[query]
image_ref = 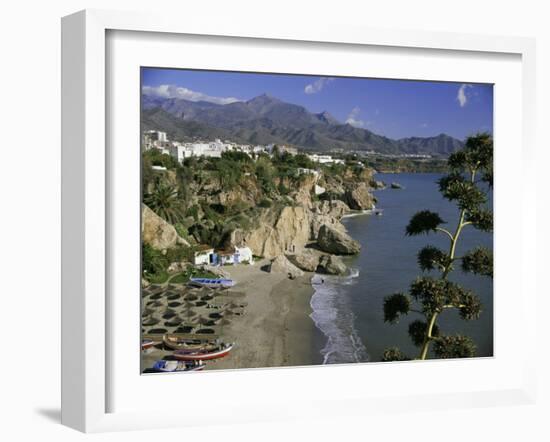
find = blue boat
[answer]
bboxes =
[189,277,235,288]
[147,360,205,373]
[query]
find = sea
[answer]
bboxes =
[310,173,494,363]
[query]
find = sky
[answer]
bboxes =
[141,68,493,141]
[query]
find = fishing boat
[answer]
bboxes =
[163,334,217,351]
[189,277,235,288]
[173,343,234,361]
[147,360,205,373]
[141,338,161,350]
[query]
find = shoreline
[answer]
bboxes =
[204,261,322,370]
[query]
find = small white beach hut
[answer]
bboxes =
[193,246,214,266]
[235,246,253,264]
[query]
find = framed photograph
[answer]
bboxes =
[61,9,537,432]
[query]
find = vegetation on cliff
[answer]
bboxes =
[141,147,374,281]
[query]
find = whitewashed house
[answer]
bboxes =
[235,246,253,264]
[193,246,214,266]
[307,153,345,165]
[297,168,320,178]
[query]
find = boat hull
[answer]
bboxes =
[189,277,235,288]
[141,339,160,350]
[173,344,234,361]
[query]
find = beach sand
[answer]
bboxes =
[141,260,321,372]
[204,261,320,371]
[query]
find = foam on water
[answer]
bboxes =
[310,271,369,364]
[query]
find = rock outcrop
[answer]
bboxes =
[230,206,310,259]
[317,224,361,255]
[345,182,375,210]
[167,261,190,274]
[313,200,350,218]
[287,249,320,272]
[268,255,304,279]
[317,254,348,275]
[370,180,386,189]
[310,200,349,239]
[142,204,189,250]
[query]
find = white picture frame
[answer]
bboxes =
[61,9,538,433]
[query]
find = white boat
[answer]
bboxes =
[189,278,235,288]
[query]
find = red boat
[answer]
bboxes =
[173,343,234,361]
[141,338,161,350]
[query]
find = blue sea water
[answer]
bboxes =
[310,173,494,363]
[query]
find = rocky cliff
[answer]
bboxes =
[142,204,189,250]
[229,205,311,259]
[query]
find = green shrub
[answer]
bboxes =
[258,198,272,208]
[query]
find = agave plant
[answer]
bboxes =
[382,133,493,361]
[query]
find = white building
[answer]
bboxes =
[193,246,215,266]
[235,246,253,264]
[193,245,253,266]
[307,154,345,165]
[297,168,320,178]
[170,141,225,163]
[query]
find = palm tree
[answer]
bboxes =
[144,179,184,225]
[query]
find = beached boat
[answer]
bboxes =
[173,343,234,361]
[141,338,161,350]
[189,277,235,288]
[163,334,217,351]
[148,360,205,373]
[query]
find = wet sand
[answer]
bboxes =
[204,261,321,370]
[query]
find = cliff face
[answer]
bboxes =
[224,168,372,258]
[142,204,189,250]
[230,205,311,259]
[144,156,376,262]
[345,182,375,210]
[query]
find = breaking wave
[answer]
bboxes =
[310,271,369,364]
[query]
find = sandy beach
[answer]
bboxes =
[141,260,321,372]
[205,261,320,370]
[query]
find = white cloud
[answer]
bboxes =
[142,84,242,105]
[457,84,473,107]
[420,123,429,128]
[345,106,366,128]
[304,77,334,94]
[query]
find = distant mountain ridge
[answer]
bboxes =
[142,93,464,156]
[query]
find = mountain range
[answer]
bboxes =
[142,93,464,157]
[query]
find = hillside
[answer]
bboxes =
[142,93,464,156]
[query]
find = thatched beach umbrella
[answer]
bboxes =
[142,315,160,326]
[141,307,154,317]
[181,308,198,318]
[195,315,216,326]
[225,302,242,310]
[146,299,164,308]
[198,286,213,296]
[164,316,183,327]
